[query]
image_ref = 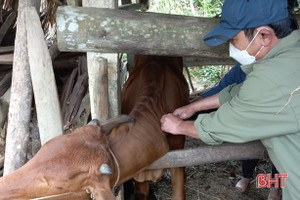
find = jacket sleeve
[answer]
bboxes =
[194,72,299,145]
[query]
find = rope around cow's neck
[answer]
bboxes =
[106,136,120,189]
[29,192,73,200]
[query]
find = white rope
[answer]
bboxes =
[29,192,73,200]
[276,85,300,115]
[106,138,120,189]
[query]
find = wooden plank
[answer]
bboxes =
[0,53,13,65]
[56,6,227,58]
[25,7,63,145]
[119,3,142,11]
[3,0,40,175]
[148,141,267,169]
[0,46,14,54]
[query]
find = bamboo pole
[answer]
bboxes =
[25,7,63,145]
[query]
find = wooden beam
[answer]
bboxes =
[148,141,267,169]
[0,46,14,54]
[183,57,236,67]
[25,7,63,145]
[118,3,142,11]
[56,6,227,58]
[0,53,13,65]
[0,53,237,66]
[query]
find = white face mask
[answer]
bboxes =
[229,28,268,65]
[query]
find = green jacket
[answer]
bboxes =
[195,30,300,200]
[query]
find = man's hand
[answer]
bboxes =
[160,113,183,135]
[161,113,199,139]
[173,104,196,119]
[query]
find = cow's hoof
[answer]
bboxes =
[235,177,251,193]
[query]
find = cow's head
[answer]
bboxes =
[0,115,133,200]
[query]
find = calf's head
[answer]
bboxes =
[0,115,133,200]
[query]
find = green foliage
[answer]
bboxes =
[149,0,223,17]
[187,65,228,89]
[226,161,239,169]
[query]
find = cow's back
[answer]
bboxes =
[122,55,189,116]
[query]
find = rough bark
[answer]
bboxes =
[148,141,267,169]
[3,0,39,175]
[56,6,227,58]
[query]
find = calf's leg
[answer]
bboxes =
[170,167,186,200]
[135,181,149,200]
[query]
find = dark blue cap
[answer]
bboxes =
[203,0,289,46]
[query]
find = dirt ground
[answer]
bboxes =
[150,137,272,200]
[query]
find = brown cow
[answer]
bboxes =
[0,55,189,200]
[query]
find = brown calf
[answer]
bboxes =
[0,55,189,200]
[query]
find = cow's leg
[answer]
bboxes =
[124,179,135,200]
[170,167,186,200]
[135,181,149,200]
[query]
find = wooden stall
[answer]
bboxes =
[1,0,299,199]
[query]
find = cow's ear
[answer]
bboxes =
[100,114,134,135]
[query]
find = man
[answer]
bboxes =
[161,0,300,199]
[200,63,281,199]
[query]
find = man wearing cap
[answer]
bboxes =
[160,0,300,199]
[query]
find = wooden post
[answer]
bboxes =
[3,0,40,175]
[82,0,120,121]
[87,53,109,121]
[25,7,63,145]
[148,141,267,169]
